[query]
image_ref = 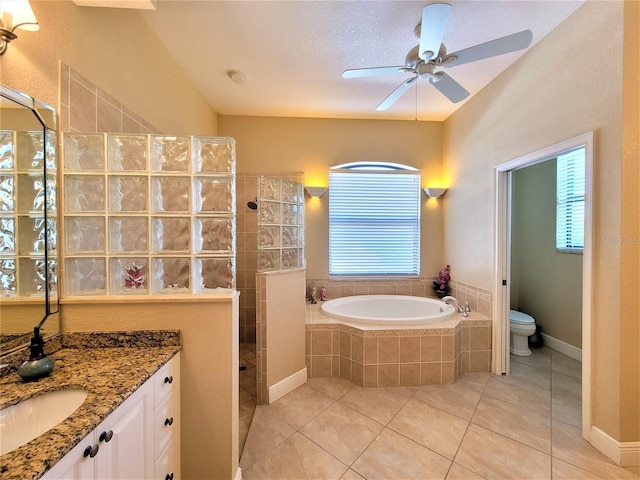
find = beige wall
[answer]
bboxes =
[443,1,638,443]
[61,298,239,480]
[218,116,445,279]
[0,0,217,135]
[511,160,582,348]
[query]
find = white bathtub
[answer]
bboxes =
[320,295,456,326]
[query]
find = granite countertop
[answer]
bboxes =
[0,331,181,480]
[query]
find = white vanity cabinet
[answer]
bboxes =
[43,353,180,480]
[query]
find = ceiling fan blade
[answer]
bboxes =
[376,77,418,111]
[419,3,452,61]
[342,66,410,79]
[429,72,469,103]
[445,30,533,67]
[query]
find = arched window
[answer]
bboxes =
[329,162,420,277]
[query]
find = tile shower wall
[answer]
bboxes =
[62,133,236,295]
[236,173,304,343]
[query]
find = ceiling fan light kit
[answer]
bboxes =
[343,2,533,111]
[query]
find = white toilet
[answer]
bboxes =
[509,310,537,356]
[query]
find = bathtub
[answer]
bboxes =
[320,294,456,326]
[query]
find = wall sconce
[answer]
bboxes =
[304,186,327,198]
[423,187,447,199]
[0,0,39,55]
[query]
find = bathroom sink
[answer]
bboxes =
[0,389,88,456]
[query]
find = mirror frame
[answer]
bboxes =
[0,84,59,352]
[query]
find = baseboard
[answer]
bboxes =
[591,426,640,466]
[268,367,307,404]
[234,467,242,480]
[541,332,582,361]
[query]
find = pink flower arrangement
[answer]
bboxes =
[435,264,451,291]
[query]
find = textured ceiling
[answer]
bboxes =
[135,1,584,121]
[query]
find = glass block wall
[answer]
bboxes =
[0,129,57,297]
[257,176,304,272]
[62,133,236,296]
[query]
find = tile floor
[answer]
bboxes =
[240,347,639,479]
[240,343,258,455]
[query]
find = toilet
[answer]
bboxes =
[509,309,537,356]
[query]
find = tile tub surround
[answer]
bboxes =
[306,304,491,387]
[0,331,181,480]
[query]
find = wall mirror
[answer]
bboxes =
[0,84,59,354]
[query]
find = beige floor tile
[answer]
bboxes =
[307,376,358,400]
[412,374,486,421]
[455,424,551,479]
[300,402,384,465]
[510,359,551,391]
[445,462,486,479]
[551,420,639,479]
[551,370,582,399]
[550,352,581,379]
[471,395,551,454]
[268,384,335,429]
[484,373,551,416]
[240,405,296,470]
[352,428,451,480]
[551,391,581,428]
[338,386,411,425]
[389,398,469,460]
[552,458,607,479]
[340,469,366,480]
[242,432,347,480]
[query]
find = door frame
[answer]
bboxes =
[493,131,594,440]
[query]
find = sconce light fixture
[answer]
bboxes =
[0,0,38,55]
[423,187,447,199]
[304,186,327,198]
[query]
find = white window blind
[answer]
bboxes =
[329,167,420,277]
[556,146,585,253]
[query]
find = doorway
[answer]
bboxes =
[493,131,594,440]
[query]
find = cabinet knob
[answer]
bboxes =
[164,417,174,426]
[99,430,114,443]
[164,376,173,384]
[83,444,99,458]
[165,474,174,480]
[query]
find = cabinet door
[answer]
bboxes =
[154,436,180,480]
[43,432,97,480]
[96,383,153,480]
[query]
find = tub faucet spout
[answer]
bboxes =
[442,296,468,317]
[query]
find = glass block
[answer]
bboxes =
[64,134,105,171]
[47,258,58,298]
[258,176,280,201]
[258,201,280,224]
[152,217,190,253]
[0,217,15,253]
[17,174,44,213]
[258,225,280,248]
[194,217,234,253]
[46,217,57,256]
[0,175,13,212]
[65,216,105,253]
[16,131,44,171]
[281,226,299,247]
[282,180,303,203]
[45,129,57,172]
[64,175,105,212]
[109,217,147,253]
[151,176,189,212]
[0,258,16,295]
[151,136,189,172]
[18,216,45,254]
[193,177,234,213]
[65,257,106,295]
[0,130,13,169]
[109,175,148,212]
[195,257,235,292]
[46,174,57,214]
[193,137,235,174]
[282,248,300,269]
[281,203,300,225]
[257,249,280,272]
[108,134,147,171]
[110,257,148,293]
[19,257,47,295]
[152,257,190,293]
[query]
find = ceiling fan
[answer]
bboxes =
[342,3,533,110]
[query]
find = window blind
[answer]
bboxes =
[556,146,585,252]
[329,169,420,276]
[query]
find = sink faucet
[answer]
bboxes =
[442,296,468,317]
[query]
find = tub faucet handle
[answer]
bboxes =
[464,300,471,313]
